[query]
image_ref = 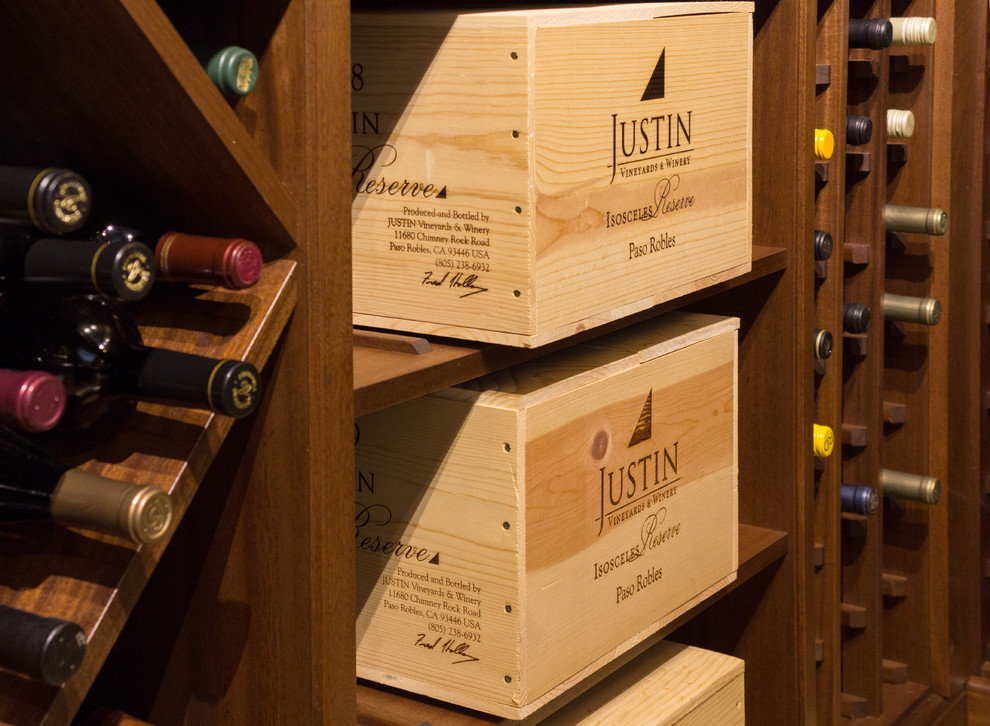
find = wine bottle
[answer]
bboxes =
[98,225,263,289]
[849,18,894,49]
[884,204,948,236]
[0,426,173,543]
[814,128,834,160]
[813,329,833,360]
[0,233,155,301]
[886,109,915,139]
[813,423,834,457]
[0,603,86,685]
[199,46,259,98]
[890,17,937,46]
[846,114,873,145]
[883,292,941,326]
[841,483,879,515]
[1,293,261,428]
[0,368,65,432]
[0,166,91,234]
[880,467,941,504]
[814,230,833,261]
[843,302,871,334]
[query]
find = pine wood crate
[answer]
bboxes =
[533,641,744,725]
[354,312,739,717]
[351,4,753,347]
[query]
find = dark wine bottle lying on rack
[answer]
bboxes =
[890,17,937,46]
[0,426,173,543]
[0,166,91,235]
[0,233,155,301]
[884,204,948,236]
[880,467,941,505]
[813,329,833,360]
[846,114,873,145]
[883,293,941,326]
[198,46,259,98]
[0,603,86,685]
[841,483,879,515]
[814,230,833,261]
[1,293,261,428]
[843,302,871,334]
[849,18,894,49]
[887,109,915,139]
[0,368,65,432]
[98,225,263,289]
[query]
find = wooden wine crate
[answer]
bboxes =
[351,4,753,347]
[354,312,739,717]
[535,641,744,725]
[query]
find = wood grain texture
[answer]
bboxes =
[355,523,785,725]
[531,642,744,726]
[140,1,357,724]
[939,0,989,699]
[354,313,738,718]
[351,5,752,345]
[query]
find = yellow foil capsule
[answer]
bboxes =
[813,423,834,457]
[814,128,834,160]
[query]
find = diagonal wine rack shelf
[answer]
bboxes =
[0,0,297,260]
[0,259,297,724]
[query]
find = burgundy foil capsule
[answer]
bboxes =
[155,232,263,289]
[0,369,66,431]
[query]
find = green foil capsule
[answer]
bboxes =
[202,46,258,98]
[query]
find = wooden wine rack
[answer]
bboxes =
[0,1,986,725]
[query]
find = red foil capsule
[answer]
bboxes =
[0,369,66,432]
[155,232,263,289]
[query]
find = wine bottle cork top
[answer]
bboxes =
[814,230,833,260]
[222,239,264,288]
[38,620,87,686]
[52,471,174,545]
[814,329,833,360]
[891,16,937,46]
[862,487,879,515]
[29,167,92,234]
[205,46,259,97]
[13,370,66,432]
[813,424,834,457]
[814,128,834,160]
[886,109,915,138]
[922,477,941,504]
[129,486,174,544]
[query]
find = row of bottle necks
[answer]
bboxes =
[0,160,274,688]
[814,18,936,167]
[813,108,919,162]
[809,17,940,547]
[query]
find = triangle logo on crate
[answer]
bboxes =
[641,49,666,101]
[627,389,653,447]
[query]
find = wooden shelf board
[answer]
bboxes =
[355,523,788,725]
[354,245,788,416]
[0,259,297,725]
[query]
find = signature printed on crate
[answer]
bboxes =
[414,634,481,664]
[421,271,489,298]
